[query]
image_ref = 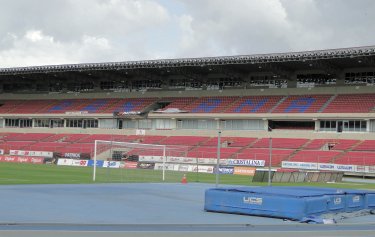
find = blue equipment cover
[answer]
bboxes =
[270,187,375,211]
[257,186,346,212]
[204,186,375,221]
[340,188,375,210]
[204,187,331,221]
[367,193,375,209]
[342,189,367,212]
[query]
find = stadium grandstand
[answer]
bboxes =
[1,45,375,177]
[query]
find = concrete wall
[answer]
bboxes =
[0,85,374,100]
[1,127,375,140]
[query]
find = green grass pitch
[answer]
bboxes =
[0,162,373,190]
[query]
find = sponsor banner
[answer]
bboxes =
[71,159,88,167]
[0,156,16,162]
[166,156,183,163]
[191,165,214,174]
[18,157,44,164]
[123,161,138,169]
[87,160,104,167]
[62,153,90,159]
[120,161,138,169]
[282,161,358,173]
[167,156,194,163]
[0,155,44,164]
[154,163,214,173]
[356,165,366,173]
[139,156,228,165]
[181,157,198,164]
[65,111,88,115]
[139,156,164,163]
[178,164,190,172]
[103,161,121,168]
[10,150,53,158]
[170,157,197,164]
[318,163,336,171]
[184,157,228,165]
[282,161,318,170]
[333,164,355,172]
[154,163,176,171]
[197,158,214,164]
[57,158,73,166]
[17,157,33,163]
[198,158,228,165]
[63,153,81,159]
[29,157,45,164]
[234,167,256,176]
[368,166,375,173]
[214,167,234,175]
[140,156,198,164]
[318,163,355,172]
[227,159,265,167]
[137,163,155,170]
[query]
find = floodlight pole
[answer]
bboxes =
[93,140,97,181]
[162,145,166,181]
[268,128,272,186]
[215,130,221,188]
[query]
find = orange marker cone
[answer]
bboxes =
[181,174,187,184]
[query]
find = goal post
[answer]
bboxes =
[92,140,189,182]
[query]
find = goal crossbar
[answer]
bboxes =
[92,140,188,182]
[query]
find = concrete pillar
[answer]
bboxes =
[336,70,345,86]
[263,119,269,131]
[314,120,320,132]
[288,73,297,88]
[366,119,371,132]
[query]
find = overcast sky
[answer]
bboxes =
[0,0,374,67]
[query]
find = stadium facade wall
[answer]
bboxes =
[1,127,375,140]
[1,85,375,139]
[0,85,375,100]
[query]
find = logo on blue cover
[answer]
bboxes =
[334,197,342,205]
[353,196,360,203]
[243,197,263,205]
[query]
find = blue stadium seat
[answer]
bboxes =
[115,101,142,112]
[234,98,268,113]
[284,97,316,113]
[191,99,222,112]
[82,99,108,112]
[48,101,73,112]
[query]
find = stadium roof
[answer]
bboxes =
[1,45,375,76]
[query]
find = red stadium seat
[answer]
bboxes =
[323,94,375,113]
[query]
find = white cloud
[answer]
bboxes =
[82,35,111,50]
[25,30,44,42]
[23,30,56,49]
[174,0,375,57]
[178,14,195,53]
[0,0,172,67]
[0,0,374,67]
[0,31,115,67]
[175,0,294,57]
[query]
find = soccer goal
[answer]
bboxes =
[92,140,189,183]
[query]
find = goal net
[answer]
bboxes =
[92,140,190,183]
